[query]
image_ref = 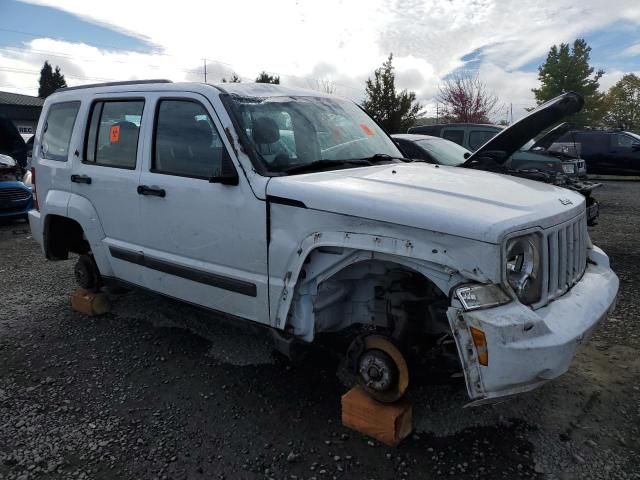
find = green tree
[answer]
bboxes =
[362,54,422,133]
[38,61,67,98]
[255,71,280,84]
[604,73,640,130]
[532,39,604,126]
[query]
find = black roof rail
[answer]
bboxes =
[55,79,173,93]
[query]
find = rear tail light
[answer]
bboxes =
[31,167,39,211]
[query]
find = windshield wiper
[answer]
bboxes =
[282,159,372,175]
[358,153,406,163]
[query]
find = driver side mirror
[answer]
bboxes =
[209,150,239,186]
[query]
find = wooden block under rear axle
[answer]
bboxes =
[341,385,412,446]
[71,288,111,316]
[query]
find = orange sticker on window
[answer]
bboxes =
[110,125,120,143]
[360,124,374,136]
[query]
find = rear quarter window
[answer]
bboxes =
[41,101,81,161]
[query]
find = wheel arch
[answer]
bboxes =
[274,231,468,341]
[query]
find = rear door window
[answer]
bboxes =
[84,100,144,169]
[442,129,464,146]
[468,130,498,150]
[41,101,80,161]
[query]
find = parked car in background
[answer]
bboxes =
[550,129,640,176]
[393,131,600,225]
[29,83,617,405]
[0,118,32,219]
[409,122,501,151]
[409,122,588,176]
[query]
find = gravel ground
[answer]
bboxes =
[0,181,638,480]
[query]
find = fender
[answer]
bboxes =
[273,230,488,337]
[65,193,112,277]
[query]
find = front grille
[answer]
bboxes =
[0,187,31,203]
[543,213,588,303]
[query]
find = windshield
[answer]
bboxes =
[416,138,470,166]
[223,94,403,174]
[627,131,640,142]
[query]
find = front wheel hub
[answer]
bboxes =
[354,335,410,403]
[359,349,397,392]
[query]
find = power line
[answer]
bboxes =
[0,28,365,94]
[0,66,115,82]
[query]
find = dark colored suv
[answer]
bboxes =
[551,130,640,175]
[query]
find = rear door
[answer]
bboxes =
[609,133,640,175]
[71,96,147,285]
[136,92,269,324]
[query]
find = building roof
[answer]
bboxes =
[0,91,44,107]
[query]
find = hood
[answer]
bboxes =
[464,92,584,166]
[0,117,27,167]
[266,163,585,244]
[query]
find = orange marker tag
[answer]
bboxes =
[110,125,120,143]
[359,124,374,136]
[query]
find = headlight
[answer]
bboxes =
[22,170,32,187]
[562,162,577,174]
[505,234,542,305]
[455,284,511,311]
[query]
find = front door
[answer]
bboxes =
[71,96,147,285]
[137,93,269,324]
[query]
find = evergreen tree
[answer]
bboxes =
[362,54,422,133]
[532,39,604,126]
[38,61,67,98]
[255,71,280,84]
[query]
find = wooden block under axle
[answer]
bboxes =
[71,288,110,316]
[341,385,412,446]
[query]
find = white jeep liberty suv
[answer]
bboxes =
[28,80,618,404]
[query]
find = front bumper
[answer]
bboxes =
[449,249,618,404]
[0,198,32,218]
[0,184,32,218]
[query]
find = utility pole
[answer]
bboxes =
[436,103,439,123]
[203,59,207,83]
[510,103,513,124]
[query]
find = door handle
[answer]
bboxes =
[71,174,92,184]
[137,185,166,197]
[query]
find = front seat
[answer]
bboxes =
[252,117,289,168]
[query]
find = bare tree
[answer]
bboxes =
[437,71,502,123]
[308,78,336,95]
[222,73,241,83]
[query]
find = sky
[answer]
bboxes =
[0,0,639,121]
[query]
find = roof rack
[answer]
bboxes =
[55,79,172,93]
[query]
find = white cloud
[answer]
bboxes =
[621,42,640,57]
[2,0,639,116]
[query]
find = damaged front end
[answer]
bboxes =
[446,245,618,405]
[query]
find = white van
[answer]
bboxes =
[28,81,618,404]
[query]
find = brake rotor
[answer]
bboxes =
[357,335,409,403]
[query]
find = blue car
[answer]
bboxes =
[0,117,32,219]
